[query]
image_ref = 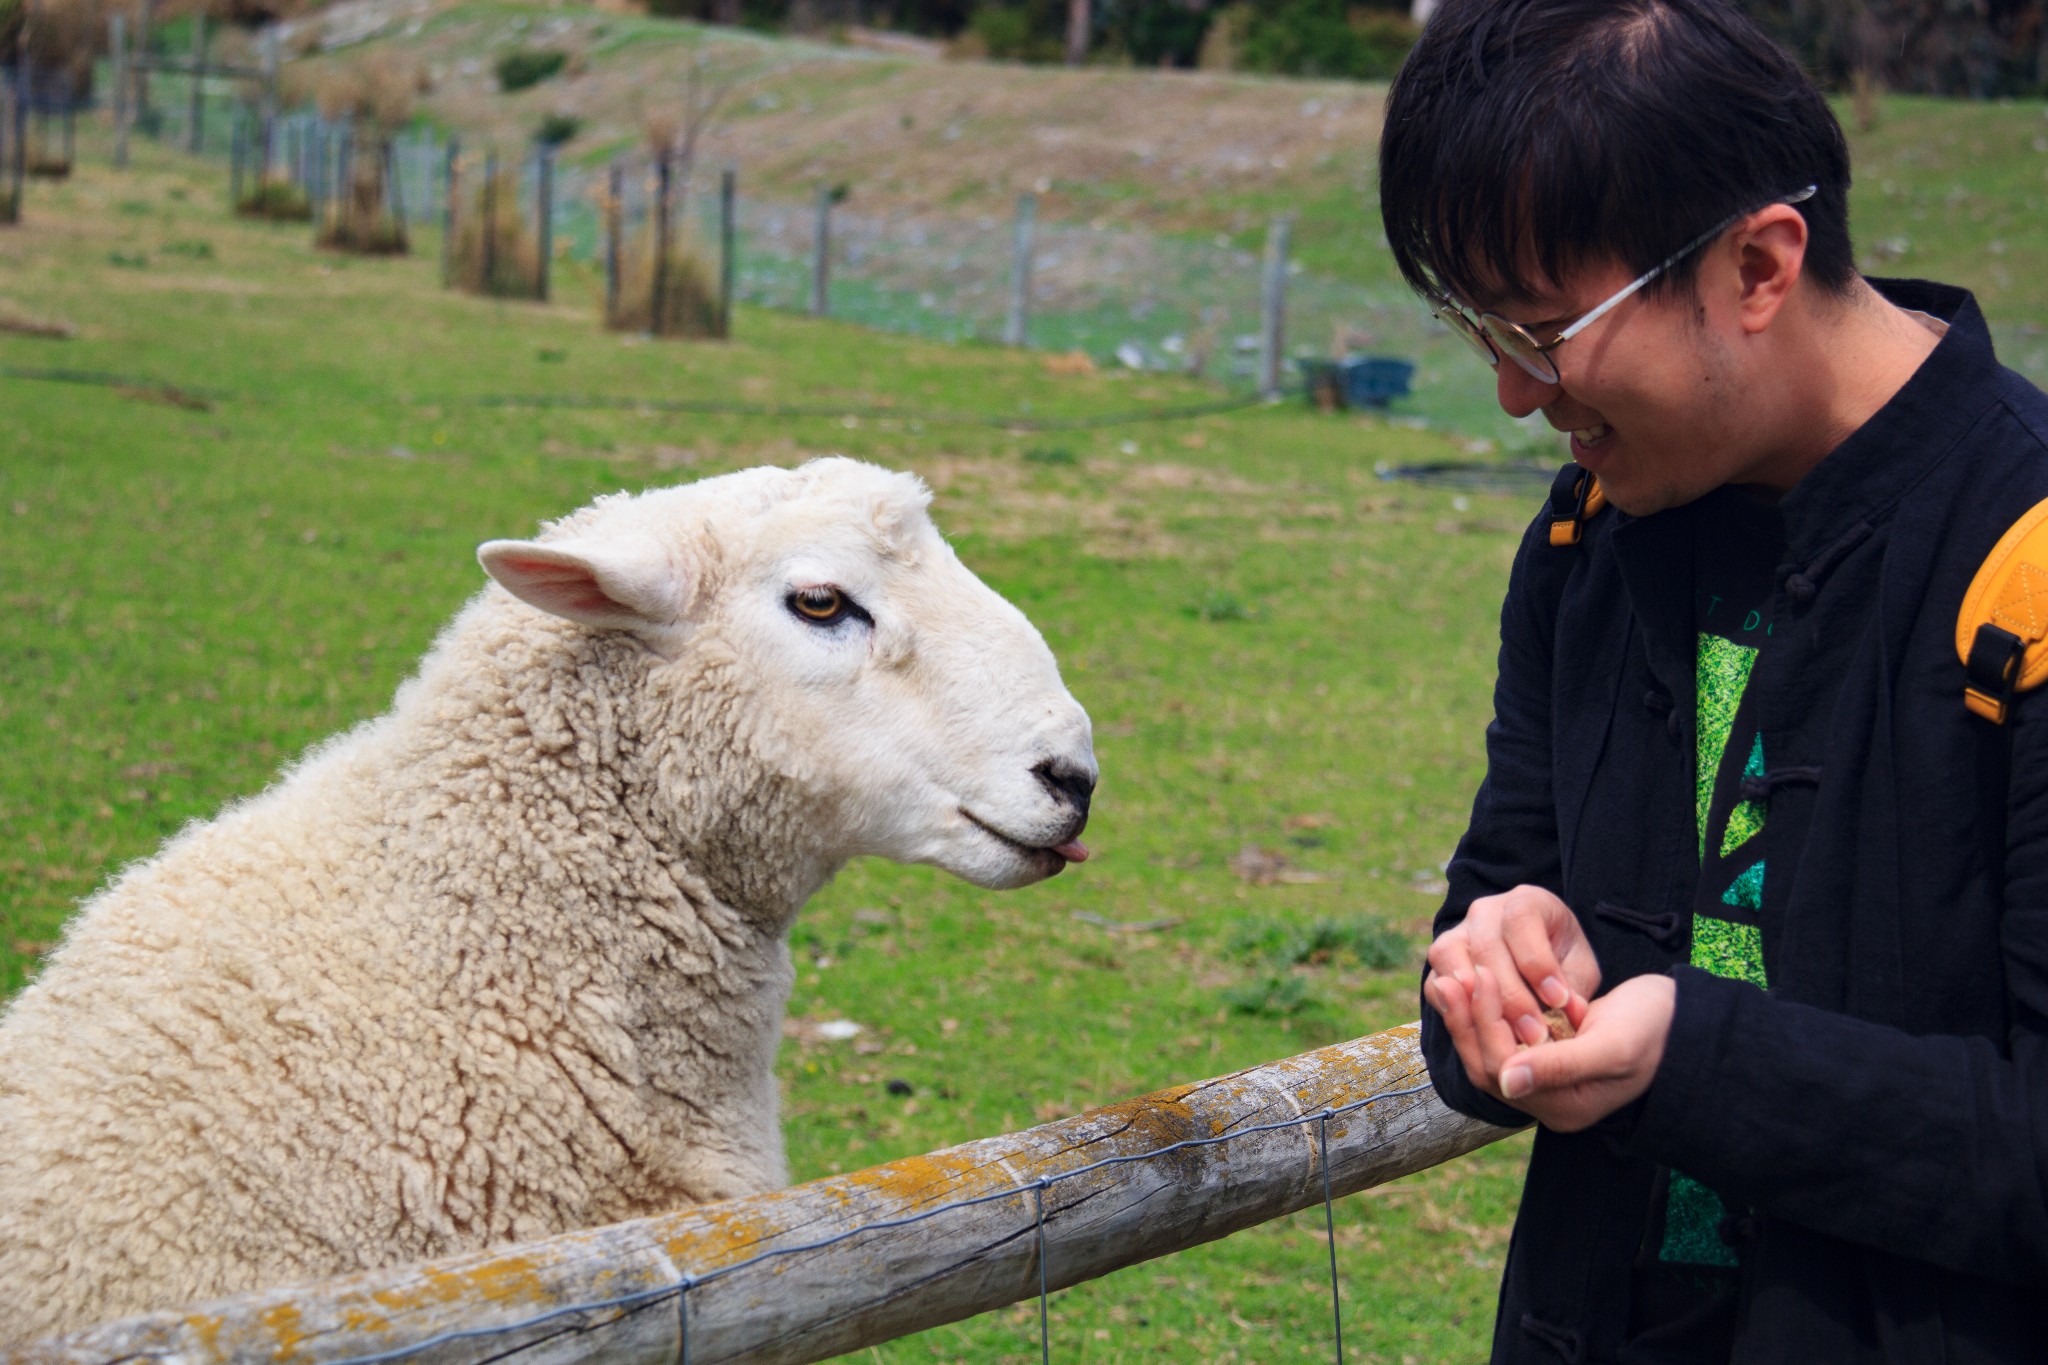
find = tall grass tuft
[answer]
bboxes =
[449,166,543,299]
[606,229,723,338]
[238,178,313,222]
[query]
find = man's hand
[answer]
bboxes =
[1495,973,1676,1131]
[1425,885,1602,1049]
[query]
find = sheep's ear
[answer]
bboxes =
[477,536,680,632]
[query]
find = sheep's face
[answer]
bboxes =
[479,459,1097,894]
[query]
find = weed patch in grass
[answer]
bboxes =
[1188,588,1259,622]
[1223,971,1315,1017]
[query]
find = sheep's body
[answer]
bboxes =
[0,459,1094,1341]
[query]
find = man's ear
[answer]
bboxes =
[477,535,682,632]
[1734,205,1809,335]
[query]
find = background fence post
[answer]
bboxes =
[440,139,460,286]
[1004,191,1036,347]
[809,183,832,317]
[1258,215,1291,399]
[718,164,735,339]
[308,120,324,218]
[480,149,497,295]
[258,25,278,186]
[110,13,130,169]
[383,137,404,243]
[135,0,155,135]
[440,138,459,286]
[603,156,621,324]
[1,67,17,225]
[337,124,354,242]
[651,152,672,333]
[9,64,26,220]
[229,111,244,207]
[534,145,552,303]
[185,12,206,156]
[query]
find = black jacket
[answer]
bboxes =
[1422,281,2048,1364]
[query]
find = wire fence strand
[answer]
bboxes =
[274,1079,1436,1365]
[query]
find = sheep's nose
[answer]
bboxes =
[1034,758,1095,819]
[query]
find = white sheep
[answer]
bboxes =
[0,457,1096,1342]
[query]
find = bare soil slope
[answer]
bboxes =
[289,0,1392,279]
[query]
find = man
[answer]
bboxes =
[1380,1,2048,1361]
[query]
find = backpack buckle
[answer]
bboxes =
[1548,466,1606,547]
[1965,623,2026,725]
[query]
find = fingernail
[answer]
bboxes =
[1501,1066,1533,1099]
[1539,976,1568,1008]
[1516,1014,1545,1044]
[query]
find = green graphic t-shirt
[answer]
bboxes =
[1653,491,1784,1283]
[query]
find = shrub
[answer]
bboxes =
[534,112,583,146]
[959,4,1061,62]
[1109,0,1214,67]
[316,142,409,257]
[495,48,567,93]
[449,167,543,299]
[606,230,723,338]
[1237,0,1417,81]
[317,51,427,131]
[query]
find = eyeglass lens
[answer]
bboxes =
[1434,306,1561,385]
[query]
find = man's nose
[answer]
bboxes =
[1495,360,1562,419]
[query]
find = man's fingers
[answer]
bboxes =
[1426,931,1477,992]
[1500,902,1571,1009]
[1430,972,1498,1101]
[1471,934,1545,1044]
[1469,966,1527,1084]
[1499,1029,1623,1099]
[1563,990,1592,1033]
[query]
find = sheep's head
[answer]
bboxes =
[477,458,1097,893]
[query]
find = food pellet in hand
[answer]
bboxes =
[1541,1006,1576,1042]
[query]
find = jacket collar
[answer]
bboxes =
[1774,279,1999,560]
[1604,279,1999,707]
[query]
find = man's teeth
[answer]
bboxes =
[1573,424,1612,445]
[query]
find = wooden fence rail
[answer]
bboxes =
[6,1023,1513,1365]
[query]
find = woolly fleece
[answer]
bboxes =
[0,458,1095,1341]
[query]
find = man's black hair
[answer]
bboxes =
[1378,0,1855,311]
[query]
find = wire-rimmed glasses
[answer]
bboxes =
[1430,186,1818,386]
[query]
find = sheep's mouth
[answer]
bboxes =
[960,808,1090,868]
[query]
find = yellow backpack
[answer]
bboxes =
[1959,499,2048,725]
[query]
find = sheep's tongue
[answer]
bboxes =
[1053,840,1090,863]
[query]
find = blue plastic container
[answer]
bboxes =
[1296,355,1414,410]
[1341,356,1415,409]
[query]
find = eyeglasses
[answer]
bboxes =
[1430,186,1818,386]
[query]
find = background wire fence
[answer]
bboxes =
[114,69,1562,455]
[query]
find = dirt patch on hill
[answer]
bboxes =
[293,0,1384,238]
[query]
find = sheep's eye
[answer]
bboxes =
[788,586,851,625]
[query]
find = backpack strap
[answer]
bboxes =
[1547,464,1608,547]
[1958,496,2048,724]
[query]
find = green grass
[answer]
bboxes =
[0,134,1530,1360]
